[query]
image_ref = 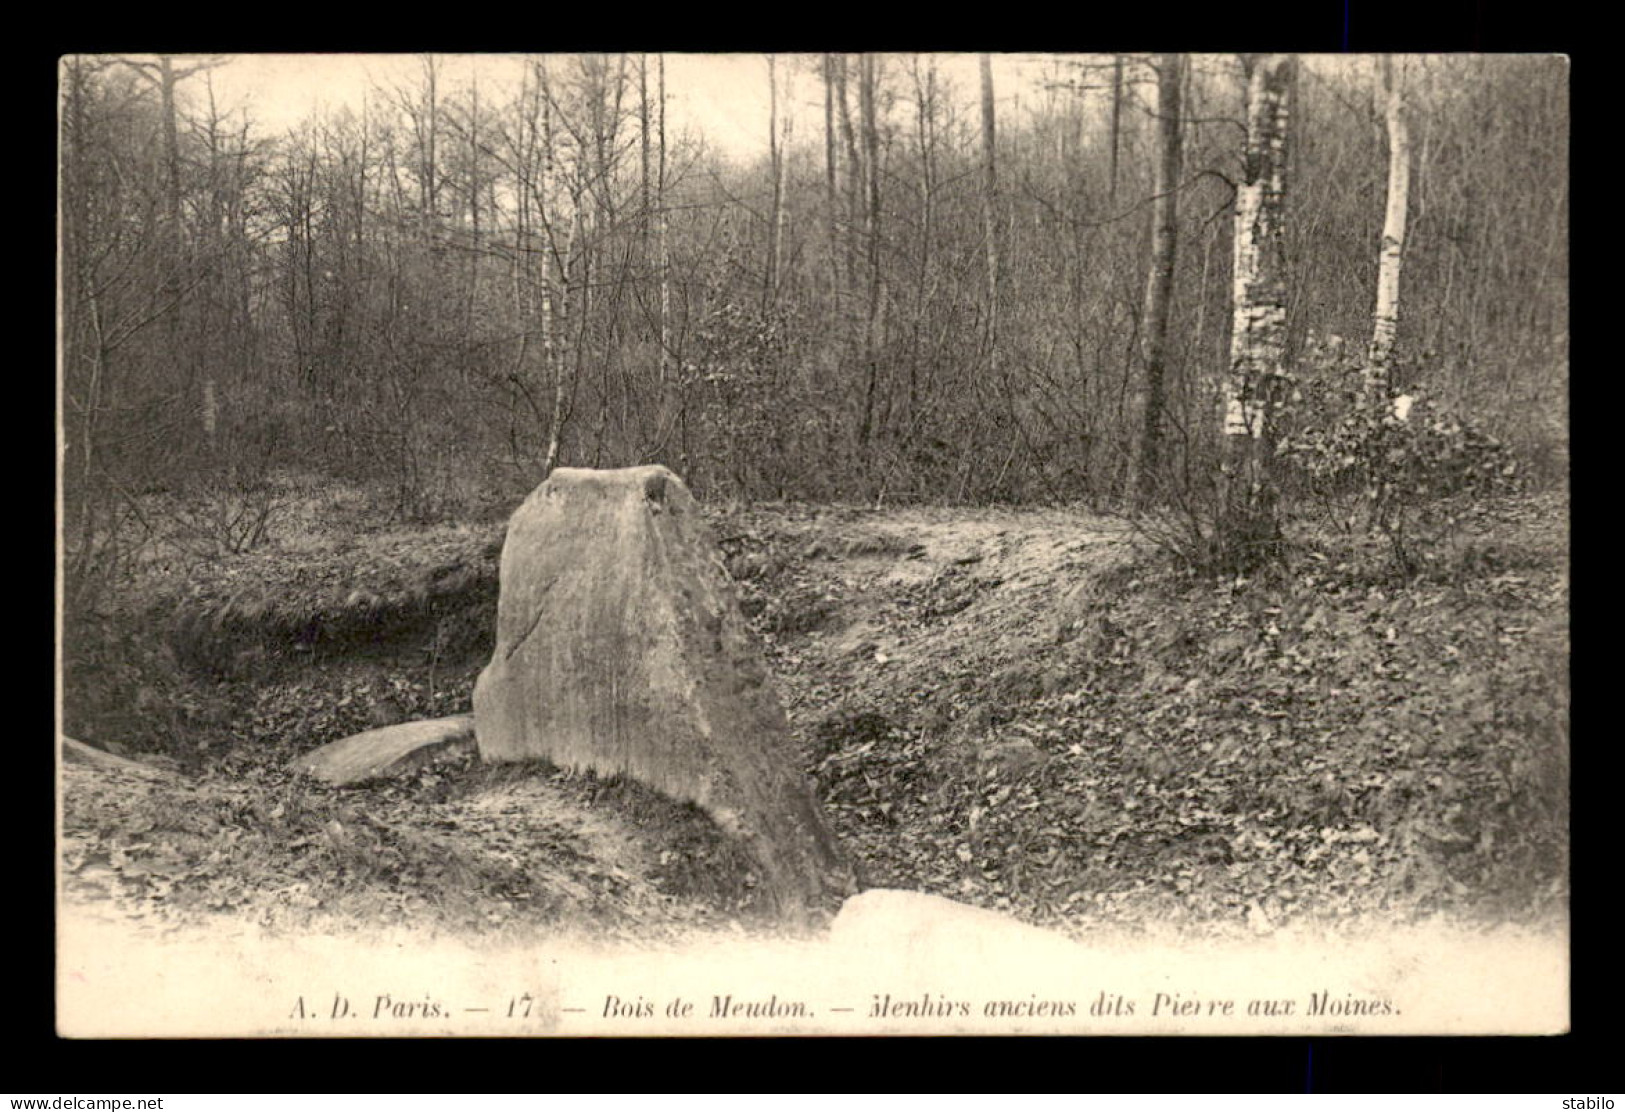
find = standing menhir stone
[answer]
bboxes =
[474,465,856,920]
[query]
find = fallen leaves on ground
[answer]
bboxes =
[60,488,1568,942]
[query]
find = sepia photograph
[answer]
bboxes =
[56,51,1569,1038]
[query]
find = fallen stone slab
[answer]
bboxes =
[290,714,476,786]
[61,735,176,780]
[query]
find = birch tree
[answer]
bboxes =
[1218,53,1295,571]
[538,58,570,475]
[1366,53,1410,404]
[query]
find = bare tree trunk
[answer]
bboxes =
[779,74,794,308]
[834,55,862,319]
[511,66,530,334]
[127,54,221,451]
[200,75,231,451]
[604,54,628,233]
[639,54,652,249]
[540,59,567,475]
[765,54,784,310]
[1218,53,1295,572]
[61,56,98,570]
[823,54,842,310]
[657,55,670,390]
[1068,62,1089,413]
[546,199,578,478]
[423,55,439,234]
[503,65,534,462]
[538,79,555,407]
[1366,53,1410,403]
[466,66,482,346]
[356,93,370,276]
[636,52,657,451]
[1137,53,1183,504]
[579,202,600,467]
[980,54,1000,376]
[159,55,182,331]
[910,54,939,427]
[1108,53,1124,206]
[858,54,883,448]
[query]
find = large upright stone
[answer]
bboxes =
[473,465,855,919]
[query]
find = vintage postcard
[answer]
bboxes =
[57,52,1569,1037]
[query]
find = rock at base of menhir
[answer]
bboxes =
[291,715,476,786]
[473,465,855,921]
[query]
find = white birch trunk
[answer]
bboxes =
[1224,55,1293,442]
[1219,53,1295,569]
[1367,54,1410,405]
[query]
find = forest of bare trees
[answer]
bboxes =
[60,52,1568,600]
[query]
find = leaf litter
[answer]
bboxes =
[60,490,1568,943]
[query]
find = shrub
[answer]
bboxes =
[1279,341,1522,576]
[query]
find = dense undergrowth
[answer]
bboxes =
[59,476,1568,940]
